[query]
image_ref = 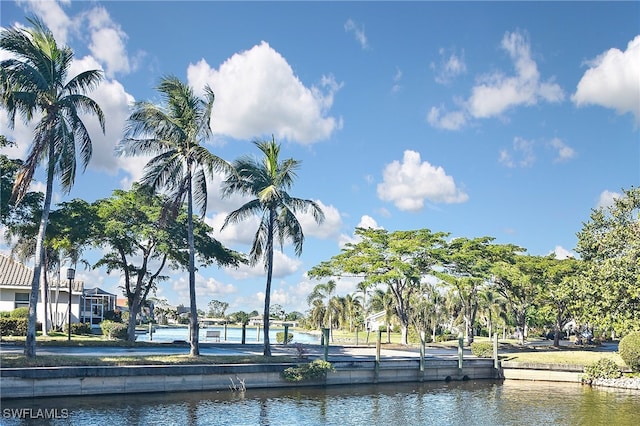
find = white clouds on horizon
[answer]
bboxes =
[572,35,640,124]
[377,150,468,211]
[186,41,343,145]
[428,30,564,130]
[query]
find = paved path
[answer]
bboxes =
[0,341,465,360]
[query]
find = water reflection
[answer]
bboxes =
[2,380,639,425]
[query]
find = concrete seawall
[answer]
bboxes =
[1,359,497,399]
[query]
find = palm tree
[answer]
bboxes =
[0,17,105,357]
[117,75,230,356]
[222,137,325,356]
[370,288,396,343]
[307,279,336,332]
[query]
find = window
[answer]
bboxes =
[14,293,29,309]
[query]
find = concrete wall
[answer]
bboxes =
[0,359,497,399]
[500,361,584,383]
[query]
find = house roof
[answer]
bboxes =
[0,254,33,287]
[84,287,116,296]
[0,254,83,292]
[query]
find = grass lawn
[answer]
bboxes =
[1,331,628,370]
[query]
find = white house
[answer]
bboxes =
[365,310,386,331]
[0,255,83,331]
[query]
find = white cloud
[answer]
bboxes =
[18,0,74,45]
[572,35,640,124]
[391,66,403,94]
[344,18,369,50]
[377,150,468,211]
[596,190,621,209]
[427,106,468,131]
[68,56,142,186]
[224,250,302,281]
[429,31,564,130]
[172,273,237,305]
[298,200,342,240]
[186,42,342,144]
[549,137,576,163]
[357,215,382,230]
[337,215,383,248]
[468,31,564,118]
[84,6,133,77]
[432,47,467,85]
[499,136,536,168]
[551,246,575,260]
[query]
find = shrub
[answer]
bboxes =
[619,331,640,372]
[470,341,494,358]
[64,322,92,336]
[0,311,10,318]
[276,331,293,344]
[282,360,334,382]
[583,358,622,381]
[100,320,128,340]
[10,307,29,318]
[0,317,28,336]
[436,333,457,342]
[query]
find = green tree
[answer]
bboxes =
[492,254,543,344]
[229,311,251,326]
[309,228,447,345]
[370,287,396,343]
[437,237,515,345]
[207,300,229,318]
[307,280,336,333]
[221,137,325,356]
[537,256,582,347]
[575,187,640,335]
[92,185,241,341]
[0,18,105,357]
[117,76,231,356]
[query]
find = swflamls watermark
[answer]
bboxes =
[2,408,69,420]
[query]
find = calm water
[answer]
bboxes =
[141,326,321,344]
[2,380,639,425]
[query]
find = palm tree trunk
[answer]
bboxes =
[263,211,275,357]
[187,169,199,356]
[25,143,55,358]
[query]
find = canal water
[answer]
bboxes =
[140,326,321,345]
[2,380,639,425]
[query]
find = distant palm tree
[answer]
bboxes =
[370,288,396,343]
[0,17,105,358]
[222,137,325,356]
[117,75,230,356]
[307,280,336,326]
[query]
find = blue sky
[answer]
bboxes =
[1,1,639,315]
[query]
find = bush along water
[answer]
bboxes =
[282,360,335,382]
[582,358,622,384]
[470,342,493,358]
[619,331,640,372]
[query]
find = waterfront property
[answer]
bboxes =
[0,255,116,330]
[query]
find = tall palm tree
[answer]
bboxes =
[222,137,325,356]
[117,75,230,356]
[0,17,105,357]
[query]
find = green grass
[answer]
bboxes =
[0,353,297,368]
[501,350,624,366]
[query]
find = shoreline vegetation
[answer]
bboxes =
[0,330,630,371]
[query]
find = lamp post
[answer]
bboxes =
[67,268,75,341]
